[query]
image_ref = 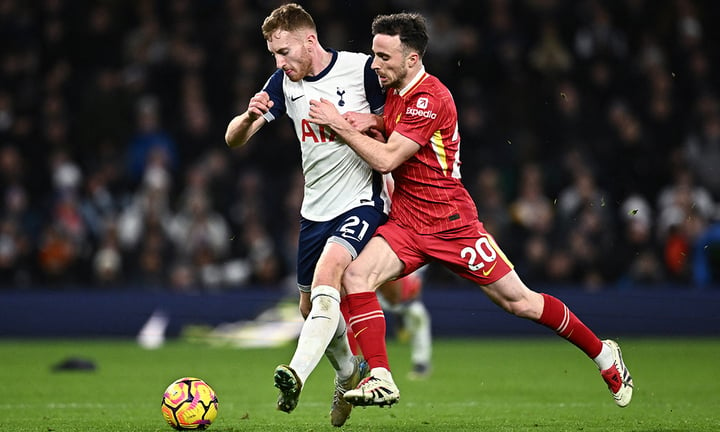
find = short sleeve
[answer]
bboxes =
[261,69,286,122]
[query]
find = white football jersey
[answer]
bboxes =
[261,50,389,222]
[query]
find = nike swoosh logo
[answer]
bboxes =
[290,95,304,101]
[354,327,369,337]
[482,261,498,277]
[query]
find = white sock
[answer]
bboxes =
[324,312,355,381]
[404,300,432,366]
[289,285,341,384]
[371,367,393,382]
[593,341,614,370]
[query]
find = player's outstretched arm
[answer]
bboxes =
[309,98,418,173]
[225,91,273,148]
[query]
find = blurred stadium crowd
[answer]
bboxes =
[1,0,719,291]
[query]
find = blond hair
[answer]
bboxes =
[261,3,316,41]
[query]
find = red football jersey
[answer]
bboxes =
[384,70,478,234]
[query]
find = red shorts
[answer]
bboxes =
[375,219,514,285]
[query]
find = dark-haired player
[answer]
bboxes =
[308,11,633,409]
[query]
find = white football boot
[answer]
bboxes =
[343,368,400,407]
[600,339,634,407]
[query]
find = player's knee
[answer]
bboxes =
[341,266,370,295]
[505,301,533,319]
[503,296,542,320]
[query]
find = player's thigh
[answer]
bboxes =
[312,241,353,289]
[344,235,404,293]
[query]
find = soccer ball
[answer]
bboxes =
[161,377,219,430]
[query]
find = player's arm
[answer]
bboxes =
[308,98,418,173]
[224,91,273,148]
[343,111,386,141]
[226,71,286,148]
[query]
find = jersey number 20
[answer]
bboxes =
[460,237,497,272]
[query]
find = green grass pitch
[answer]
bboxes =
[1,337,718,431]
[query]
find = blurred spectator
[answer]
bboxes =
[507,162,555,284]
[662,207,708,284]
[79,170,118,244]
[509,163,554,235]
[555,161,607,225]
[691,222,720,287]
[604,99,659,199]
[683,107,720,199]
[116,156,173,288]
[615,195,665,286]
[0,91,15,140]
[117,160,172,252]
[552,162,617,288]
[226,169,285,287]
[92,220,123,287]
[470,166,510,244]
[528,20,573,78]
[567,204,615,289]
[166,171,231,289]
[126,96,179,184]
[130,216,171,289]
[657,166,716,239]
[656,164,716,284]
[573,1,628,63]
[0,204,34,287]
[0,146,37,287]
[36,223,76,285]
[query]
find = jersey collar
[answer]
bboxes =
[304,49,338,82]
[397,66,426,97]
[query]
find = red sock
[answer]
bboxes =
[538,293,603,358]
[340,298,359,355]
[345,292,390,370]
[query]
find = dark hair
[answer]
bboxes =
[371,12,428,57]
[262,3,316,41]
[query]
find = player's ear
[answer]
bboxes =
[305,32,317,50]
[406,52,419,68]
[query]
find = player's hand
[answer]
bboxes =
[343,111,377,133]
[246,91,274,119]
[365,127,387,142]
[308,98,344,127]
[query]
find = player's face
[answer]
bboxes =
[371,34,411,89]
[267,29,312,82]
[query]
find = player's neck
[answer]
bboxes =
[310,46,333,77]
[397,64,426,94]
